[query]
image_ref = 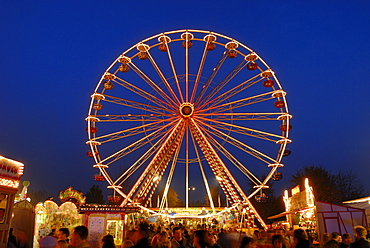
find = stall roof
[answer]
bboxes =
[267,211,290,219]
[343,196,370,210]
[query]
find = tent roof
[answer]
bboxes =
[343,196,370,204]
[343,201,370,210]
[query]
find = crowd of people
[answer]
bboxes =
[11,223,370,248]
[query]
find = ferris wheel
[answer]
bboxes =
[86,29,292,227]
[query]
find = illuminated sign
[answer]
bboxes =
[291,185,300,195]
[0,156,24,180]
[0,178,19,189]
[59,187,86,205]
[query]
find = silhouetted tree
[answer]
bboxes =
[290,165,338,203]
[290,165,367,204]
[205,186,226,207]
[152,187,183,207]
[85,185,105,204]
[27,189,54,205]
[334,169,367,202]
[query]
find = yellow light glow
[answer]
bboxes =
[292,185,300,195]
[0,178,19,188]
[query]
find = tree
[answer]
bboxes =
[290,165,367,204]
[27,189,54,205]
[290,165,339,203]
[205,186,226,207]
[85,185,105,204]
[335,170,367,202]
[152,187,183,207]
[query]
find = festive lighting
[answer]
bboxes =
[0,178,19,188]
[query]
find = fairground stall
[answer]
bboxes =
[0,155,25,247]
[33,187,84,248]
[79,204,139,248]
[11,200,34,248]
[269,178,367,237]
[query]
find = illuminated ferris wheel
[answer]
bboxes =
[86,29,292,227]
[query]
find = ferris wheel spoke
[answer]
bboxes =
[102,94,171,115]
[197,74,263,110]
[112,77,176,111]
[184,34,190,102]
[87,114,177,122]
[198,91,276,114]
[197,116,285,142]
[99,120,178,165]
[128,62,179,106]
[90,118,177,144]
[194,51,228,104]
[190,38,213,103]
[196,112,291,121]
[198,59,248,107]
[161,40,184,103]
[196,119,277,164]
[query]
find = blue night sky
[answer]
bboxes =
[1,1,369,201]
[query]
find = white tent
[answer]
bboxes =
[343,196,370,225]
[316,201,367,235]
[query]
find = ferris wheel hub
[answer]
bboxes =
[180,102,194,117]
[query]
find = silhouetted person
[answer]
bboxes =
[70,226,90,248]
[351,226,370,248]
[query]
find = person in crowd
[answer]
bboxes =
[55,240,68,248]
[151,227,163,247]
[218,228,228,248]
[241,236,257,248]
[131,230,151,248]
[121,240,134,248]
[275,229,291,248]
[17,230,30,248]
[8,228,17,248]
[257,230,273,248]
[49,229,57,239]
[57,228,69,242]
[366,228,370,240]
[323,232,341,248]
[286,230,294,246]
[208,233,221,248]
[350,226,370,248]
[340,234,352,248]
[182,227,192,247]
[171,227,189,248]
[70,225,90,248]
[253,231,261,241]
[272,235,286,248]
[154,231,171,248]
[193,230,210,248]
[293,229,312,248]
[39,232,57,248]
[102,235,115,248]
[320,234,331,248]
